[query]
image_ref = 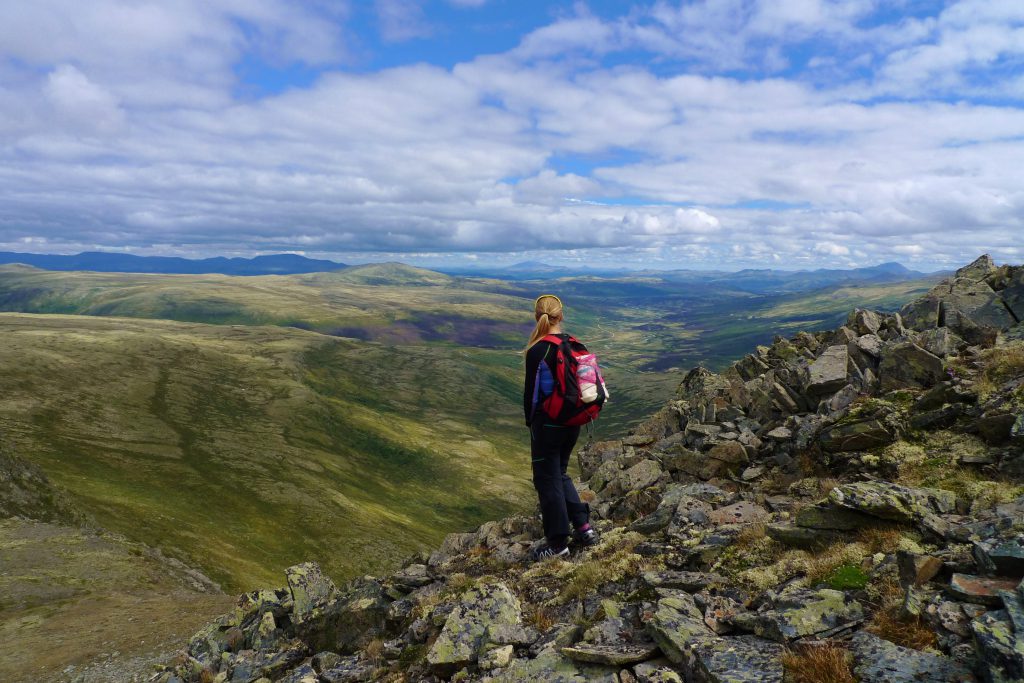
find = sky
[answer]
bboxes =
[0,1,1022,271]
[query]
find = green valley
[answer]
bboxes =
[0,263,940,595]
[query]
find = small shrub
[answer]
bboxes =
[782,642,855,683]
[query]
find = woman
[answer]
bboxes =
[523,294,598,561]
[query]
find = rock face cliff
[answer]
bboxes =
[152,255,1024,683]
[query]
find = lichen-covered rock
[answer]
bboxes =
[286,563,338,621]
[318,655,373,683]
[633,659,684,683]
[427,582,521,673]
[294,578,388,653]
[850,631,976,682]
[878,342,945,391]
[828,481,956,522]
[493,649,619,682]
[731,589,863,642]
[645,595,783,682]
[224,639,308,683]
[479,644,514,670]
[276,663,318,683]
[971,609,1024,683]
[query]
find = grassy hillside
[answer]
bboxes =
[0,313,531,591]
[0,517,233,683]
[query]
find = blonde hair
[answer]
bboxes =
[526,294,563,349]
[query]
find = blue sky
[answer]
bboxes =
[0,1,1022,270]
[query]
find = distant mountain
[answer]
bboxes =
[0,251,346,275]
[650,261,934,295]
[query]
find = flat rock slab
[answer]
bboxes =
[642,571,729,592]
[806,345,850,398]
[731,589,863,642]
[561,644,660,666]
[850,631,976,682]
[795,504,881,531]
[949,574,1020,606]
[829,481,956,522]
[494,650,619,682]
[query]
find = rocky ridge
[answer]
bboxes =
[152,255,1024,683]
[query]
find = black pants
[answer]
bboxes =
[530,421,589,545]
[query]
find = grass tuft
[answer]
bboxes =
[782,642,855,683]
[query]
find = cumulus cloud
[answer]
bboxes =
[0,1,1021,269]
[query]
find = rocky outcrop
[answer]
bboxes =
[152,256,1024,683]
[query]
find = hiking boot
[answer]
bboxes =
[573,526,600,548]
[529,543,569,562]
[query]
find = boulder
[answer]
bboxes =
[766,522,843,549]
[427,582,522,673]
[226,640,309,683]
[878,342,945,391]
[611,459,664,495]
[942,278,1017,330]
[917,327,967,358]
[850,631,976,682]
